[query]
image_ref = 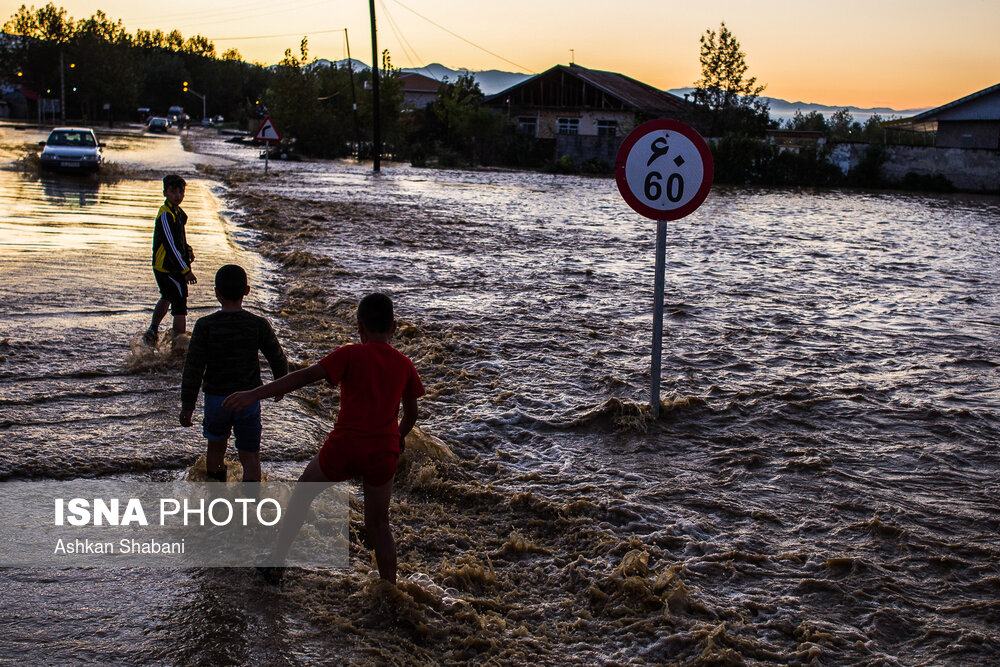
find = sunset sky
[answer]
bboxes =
[3,0,998,110]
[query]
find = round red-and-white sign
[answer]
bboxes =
[615,119,713,221]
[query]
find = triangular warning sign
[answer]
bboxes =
[254,116,282,142]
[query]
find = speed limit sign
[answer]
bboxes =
[615,119,713,417]
[615,119,713,220]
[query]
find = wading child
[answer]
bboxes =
[145,174,197,346]
[223,293,423,585]
[180,264,288,482]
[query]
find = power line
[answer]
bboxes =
[378,0,422,67]
[211,28,347,42]
[386,0,534,74]
[129,0,335,34]
[123,0,278,27]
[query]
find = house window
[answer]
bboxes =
[557,117,580,135]
[597,120,618,137]
[517,116,537,136]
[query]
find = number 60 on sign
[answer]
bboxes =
[615,119,713,221]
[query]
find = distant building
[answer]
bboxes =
[885,83,1000,150]
[486,63,695,166]
[1,85,36,119]
[398,71,441,110]
[766,129,826,153]
[488,63,693,139]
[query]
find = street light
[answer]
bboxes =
[183,82,206,121]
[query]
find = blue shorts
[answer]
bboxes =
[202,393,262,452]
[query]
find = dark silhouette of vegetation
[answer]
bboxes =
[404,72,506,167]
[2,2,269,124]
[785,108,889,144]
[692,22,770,137]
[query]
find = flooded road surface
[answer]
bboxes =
[0,128,318,480]
[2,123,1000,664]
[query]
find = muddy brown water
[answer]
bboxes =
[1,124,999,664]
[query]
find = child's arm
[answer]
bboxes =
[222,363,326,412]
[259,320,289,383]
[179,322,208,426]
[398,397,418,453]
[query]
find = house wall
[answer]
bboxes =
[529,109,636,139]
[554,135,621,166]
[935,121,1000,149]
[402,91,436,110]
[829,143,1000,192]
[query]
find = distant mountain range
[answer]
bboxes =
[314,60,926,122]
[666,87,927,124]
[312,59,532,96]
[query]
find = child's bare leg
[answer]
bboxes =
[270,456,331,564]
[238,450,261,482]
[363,478,396,584]
[149,298,170,331]
[206,440,227,479]
[171,314,186,336]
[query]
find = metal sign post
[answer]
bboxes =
[650,219,667,416]
[615,119,713,418]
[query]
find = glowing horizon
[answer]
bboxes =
[2,0,997,111]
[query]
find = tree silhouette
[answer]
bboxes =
[693,22,769,136]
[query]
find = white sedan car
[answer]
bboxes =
[39,127,104,172]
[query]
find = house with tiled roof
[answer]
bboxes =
[487,63,693,138]
[486,63,695,166]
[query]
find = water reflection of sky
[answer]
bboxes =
[0,172,222,252]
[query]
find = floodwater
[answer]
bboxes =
[1,123,999,664]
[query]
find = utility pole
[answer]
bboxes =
[59,51,66,123]
[345,28,361,161]
[369,0,381,172]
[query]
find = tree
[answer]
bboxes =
[2,3,268,124]
[692,22,769,136]
[858,114,885,144]
[72,10,140,121]
[828,108,856,141]
[786,110,827,132]
[4,2,72,42]
[416,71,504,165]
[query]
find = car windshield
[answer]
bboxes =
[48,131,96,147]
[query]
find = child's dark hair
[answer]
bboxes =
[357,293,394,333]
[215,264,248,301]
[163,174,186,191]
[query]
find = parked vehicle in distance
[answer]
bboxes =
[39,127,104,172]
[147,117,170,133]
[167,105,184,124]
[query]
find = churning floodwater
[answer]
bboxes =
[1,125,998,664]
